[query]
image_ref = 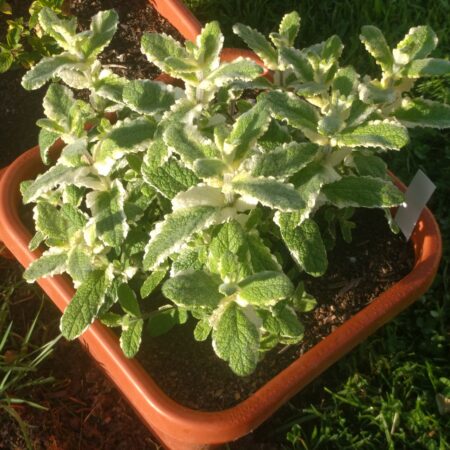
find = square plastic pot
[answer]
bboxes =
[0,145,442,449]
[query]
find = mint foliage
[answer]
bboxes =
[21,8,449,375]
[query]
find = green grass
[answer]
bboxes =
[186,1,450,448]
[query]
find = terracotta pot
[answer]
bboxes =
[0,166,14,260]
[0,145,442,449]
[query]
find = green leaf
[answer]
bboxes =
[81,9,118,58]
[238,271,294,306]
[122,80,177,115]
[87,180,128,247]
[143,206,218,270]
[194,319,212,341]
[94,118,155,175]
[393,98,450,129]
[279,47,314,81]
[60,270,109,340]
[67,247,94,284]
[265,91,318,132]
[232,174,306,211]
[250,142,318,177]
[23,253,67,282]
[233,23,278,69]
[394,26,438,65]
[120,316,143,358]
[277,215,327,276]
[141,32,186,71]
[0,51,13,73]
[360,26,393,72]
[278,11,301,47]
[292,283,317,312]
[322,35,343,61]
[334,120,409,150]
[118,284,140,317]
[23,164,76,204]
[147,306,186,337]
[322,176,404,208]
[260,302,304,338]
[212,302,259,376]
[195,21,223,68]
[95,73,128,103]
[224,102,271,160]
[332,66,359,96]
[406,58,450,78]
[143,158,199,199]
[140,266,168,298]
[43,83,74,124]
[193,158,227,178]
[164,123,217,167]
[38,128,59,165]
[38,7,77,52]
[200,58,264,88]
[247,233,281,272]
[352,153,387,178]
[28,231,45,252]
[22,53,76,90]
[171,247,204,274]
[162,270,223,309]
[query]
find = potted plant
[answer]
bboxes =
[0,7,447,448]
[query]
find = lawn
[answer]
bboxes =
[1,0,449,448]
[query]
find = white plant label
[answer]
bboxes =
[395,170,436,240]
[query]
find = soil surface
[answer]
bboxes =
[0,0,181,168]
[137,209,414,411]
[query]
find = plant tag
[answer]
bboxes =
[394,170,436,240]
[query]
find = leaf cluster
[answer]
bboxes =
[20,8,450,375]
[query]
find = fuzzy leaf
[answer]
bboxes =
[87,180,128,247]
[143,206,218,270]
[162,270,223,309]
[360,26,393,72]
[277,215,327,276]
[196,21,223,68]
[141,32,186,70]
[67,247,94,284]
[81,9,118,58]
[23,164,79,204]
[393,98,450,129]
[194,319,212,341]
[265,90,318,132]
[122,80,177,115]
[279,47,314,81]
[23,253,67,282]
[118,284,140,317]
[43,83,74,123]
[394,26,438,65]
[322,176,404,208]
[238,271,294,306]
[172,186,225,211]
[193,158,227,178]
[60,270,109,340]
[224,102,271,160]
[120,316,143,358]
[334,120,409,149]
[232,174,306,211]
[212,302,259,376]
[233,23,278,69]
[332,66,359,96]
[140,266,168,298]
[200,58,264,88]
[352,153,387,178]
[250,142,318,177]
[406,58,450,78]
[39,128,59,165]
[260,302,304,338]
[279,12,301,46]
[22,54,76,90]
[147,307,187,337]
[38,7,76,52]
[247,234,281,272]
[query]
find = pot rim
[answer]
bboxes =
[0,145,442,445]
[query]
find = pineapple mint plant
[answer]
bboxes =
[20,8,450,376]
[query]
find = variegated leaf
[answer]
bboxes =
[232,174,306,211]
[276,215,327,276]
[279,47,314,81]
[143,206,218,270]
[406,58,450,78]
[195,21,223,69]
[393,98,450,129]
[393,26,438,65]
[23,252,67,282]
[322,176,404,208]
[360,25,393,72]
[120,316,143,358]
[333,120,409,150]
[80,9,118,58]
[233,23,278,69]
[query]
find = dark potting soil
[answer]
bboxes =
[0,0,181,168]
[136,208,415,411]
